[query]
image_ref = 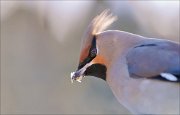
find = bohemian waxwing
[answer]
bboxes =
[71,10,180,114]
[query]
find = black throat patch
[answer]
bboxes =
[84,64,107,81]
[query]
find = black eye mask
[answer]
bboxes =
[78,36,97,70]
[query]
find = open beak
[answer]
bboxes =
[71,62,93,83]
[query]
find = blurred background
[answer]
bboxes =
[1,1,179,114]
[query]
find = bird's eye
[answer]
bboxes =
[90,49,97,57]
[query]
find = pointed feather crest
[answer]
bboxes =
[79,10,117,63]
[92,9,117,35]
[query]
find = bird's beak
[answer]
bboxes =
[71,62,92,83]
[71,69,84,83]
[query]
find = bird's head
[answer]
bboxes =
[71,10,117,83]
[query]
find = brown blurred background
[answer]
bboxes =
[1,1,179,114]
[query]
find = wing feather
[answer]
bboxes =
[126,40,180,82]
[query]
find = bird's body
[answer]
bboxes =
[71,10,180,114]
[95,30,179,114]
[109,71,179,114]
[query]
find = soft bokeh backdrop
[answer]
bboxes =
[1,1,179,114]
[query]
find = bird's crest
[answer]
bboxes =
[79,9,117,66]
[91,9,117,35]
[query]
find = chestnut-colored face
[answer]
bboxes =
[78,37,97,69]
[76,36,107,80]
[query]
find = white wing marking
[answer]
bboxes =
[160,73,177,81]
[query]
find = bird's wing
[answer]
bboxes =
[126,39,180,82]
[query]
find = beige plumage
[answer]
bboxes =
[71,10,180,114]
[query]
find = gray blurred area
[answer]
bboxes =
[1,1,179,114]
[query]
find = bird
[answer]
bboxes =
[71,10,180,114]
